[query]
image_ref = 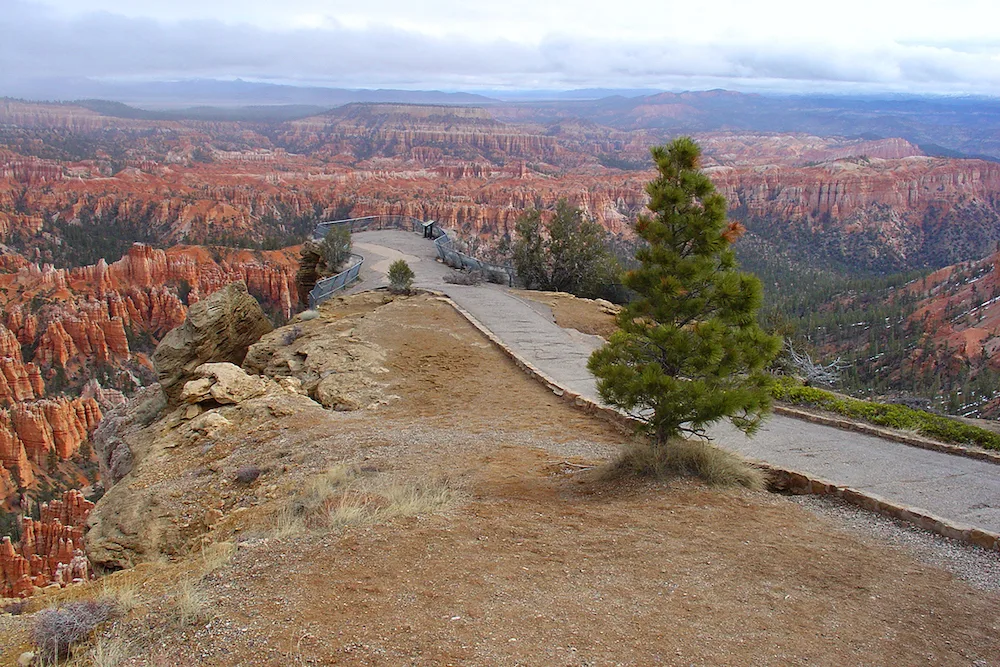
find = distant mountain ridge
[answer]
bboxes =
[0,78,498,109]
[4,81,1000,160]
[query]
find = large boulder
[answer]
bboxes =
[153,282,272,403]
[179,363,269,406]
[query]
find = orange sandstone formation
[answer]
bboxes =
[0,489,94,598]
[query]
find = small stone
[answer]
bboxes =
[18,652,35,666]
[205,509,224,526]
[185,404,203,419]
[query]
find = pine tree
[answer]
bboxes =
[512,200,619,298]
[321,225,353,273]
[512,209,547,290]
[588,138,781,446]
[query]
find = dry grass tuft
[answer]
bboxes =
[199,540,236,575]
[326,491,371,527]
[172,580,212,627]
[271,464,458,536]
[302,465,357,504]
[271,505,307,538]
[598,438,768,490]
[85,636,128,667]
[98,576,144,614]
[381,480,457,518]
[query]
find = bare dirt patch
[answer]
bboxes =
[517,290,621,339]
[4,292,998,665]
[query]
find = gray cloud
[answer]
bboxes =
[3,1,1000,94]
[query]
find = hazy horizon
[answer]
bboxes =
[5,0,1000,97]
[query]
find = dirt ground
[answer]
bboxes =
[3,292,999,665]
[517,290,621,339]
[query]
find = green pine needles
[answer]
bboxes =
[588,137,781,446]
[387,259,415,294]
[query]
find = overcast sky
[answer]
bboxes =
[4,0,1000,94]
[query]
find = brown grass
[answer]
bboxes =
[269,464,459,537]
[597,437,769,490]
[75,636,127,667]
[171,580,212,627]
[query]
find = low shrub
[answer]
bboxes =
[485,268,510,285]
[4,599,29,615]
[234,465,262,485]
[387,259,415,294]
[771,377,1000,451]
[32,599,118,661]
[135,390,167,427]
[443,269,484,286]
[282,325,304,346]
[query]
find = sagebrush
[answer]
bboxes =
[32,599,118,661]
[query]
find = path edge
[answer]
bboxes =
[773,405,1000,466]
[435,293,1000,553]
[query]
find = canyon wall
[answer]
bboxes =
[3,101,999,275]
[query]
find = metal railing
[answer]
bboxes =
[308,214,515,307]
[308,215,426,308]
[312,215,425,240]
[308,253,364,308]
[433,231,514,286]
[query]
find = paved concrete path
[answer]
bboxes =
[346,230,1000,535]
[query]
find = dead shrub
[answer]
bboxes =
[444,269,484,286]
[599,438,768,490]
[31,599,118,661]
[4,599,30,615]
